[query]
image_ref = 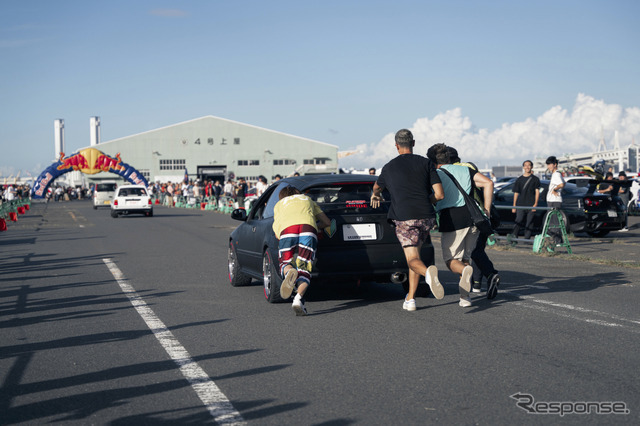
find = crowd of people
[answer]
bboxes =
[1,184,31,204]
[147,174,282,208]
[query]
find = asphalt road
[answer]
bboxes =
[1,201,638,425]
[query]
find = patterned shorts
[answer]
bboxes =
[278,224,318,285]
[393,218,438,247]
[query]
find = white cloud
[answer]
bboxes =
[340,94,640,169]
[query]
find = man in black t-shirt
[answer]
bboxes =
[371,129,445,311]
[511,160,540,240]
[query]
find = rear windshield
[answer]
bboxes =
[303,183,390,214]
[118,188,147,196]
[96,183,117,192]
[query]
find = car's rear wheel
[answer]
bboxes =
[263,250,284,303]
[110,210,118,218]
[146,210,153,217]
[228,242,251,287]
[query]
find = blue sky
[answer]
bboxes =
[1,0,639,176]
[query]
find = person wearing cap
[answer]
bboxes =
[448,146,501,300]
[371,129,445,311]
[546,156,566,244]
[427,143,494,307]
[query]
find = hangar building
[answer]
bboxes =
[76,115,339,185]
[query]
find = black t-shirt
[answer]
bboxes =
[376,154,441,221]
[512,175,540,206]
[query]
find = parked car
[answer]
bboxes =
[492,177,517,193]
[228,175,435,302]
[110,185,153,218]
[493,180,626,237]
[93,181,117,209]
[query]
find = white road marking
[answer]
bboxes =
[502,290,640,334]
[103,258,245,425]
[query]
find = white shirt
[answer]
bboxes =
[547,171,565,203]
[256,181,268,196]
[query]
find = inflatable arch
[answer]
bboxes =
[31,148,149,198]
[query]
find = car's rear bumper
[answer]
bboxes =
[112,207,152,214]
[311,242,435,282]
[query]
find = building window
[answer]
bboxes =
[234,138,240,145]
[140,169,150,179]
[249,160,260,166]
[159,159,186,170]
[238,160,259,166]
[274,159,295,165]
[238,160,248,166]
[304,159,314,165]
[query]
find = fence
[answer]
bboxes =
[150,194,254,215]
[0,197,32,232]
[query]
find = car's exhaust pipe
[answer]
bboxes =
[390,272,407,284]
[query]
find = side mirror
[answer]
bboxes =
[231,209,247,221]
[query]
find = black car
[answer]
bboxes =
[493,179,626,237]
[228,175,435,302]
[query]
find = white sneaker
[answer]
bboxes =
[280,267,298,299]
[425,265,445,300]
[618,227,629,232]
[292,294,307,316]
[459,265,473,293]
[403,296,416,311]
[459,297,472,308]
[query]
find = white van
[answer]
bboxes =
[93,181,118,209]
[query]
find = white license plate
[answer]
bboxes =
[607,210,617,217]
[342,223,376,241]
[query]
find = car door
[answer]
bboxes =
[234,183,283,274]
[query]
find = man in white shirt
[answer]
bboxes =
[546,156,566,243]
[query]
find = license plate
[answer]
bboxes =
[607,210,617,217]
[103,201,110,204]
[342,224,376,241]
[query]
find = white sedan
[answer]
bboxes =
[110,185,153,218]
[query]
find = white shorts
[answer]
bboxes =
[440,226,479,263]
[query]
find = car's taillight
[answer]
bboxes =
[584,197,601,208]
[113,200,118,206]
[148,199,152,205]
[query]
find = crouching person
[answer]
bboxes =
[273,186,332,315]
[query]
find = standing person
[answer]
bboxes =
[617,171,630,232]
[235,178,248,209]
[511,160,541,240]
[213,180,222,205]
[597,172,615,194]
[427,143,494,307]
[223,180,234,197]
[166,181,174,207]
[273,186,332,315]
[370,129,445,311]
[448,147,500,300]
[545,156,566,244]
[256,176,268,197]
